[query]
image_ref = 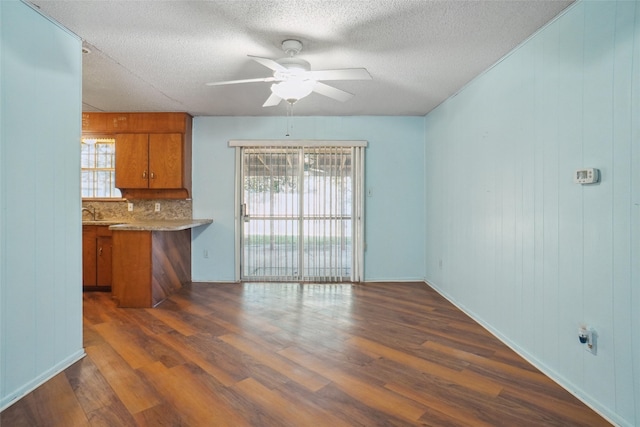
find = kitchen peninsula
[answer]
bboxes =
[82,201,213,308]
[111,219,212,308]
[82,112,212,308]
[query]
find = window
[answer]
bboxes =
[81,137,121,198]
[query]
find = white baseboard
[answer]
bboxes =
[0,349,86,412]
[422,281,624,427]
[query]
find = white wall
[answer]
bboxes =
[0,0,84,410]
[423,1,639,426]
[191,116,425,282]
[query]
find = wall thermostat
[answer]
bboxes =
[574,168,600,184]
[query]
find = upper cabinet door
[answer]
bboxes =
[149,133,183,189]
[115,133,149,188]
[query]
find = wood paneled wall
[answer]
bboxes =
[423,2,639,426]
[0,0,84,411]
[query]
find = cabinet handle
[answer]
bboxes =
[150,172,155,179]
[99,247,103,256]
[142,171,147,179]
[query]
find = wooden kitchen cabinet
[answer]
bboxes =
[83,112,192,199]
[82,112,129,133]
[112,229,191,307]
[82,112,190,134]
[82,226,97,286]
[82,225,113,290]
[115,133,184,190]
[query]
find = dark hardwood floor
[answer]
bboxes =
[1,282,610,426]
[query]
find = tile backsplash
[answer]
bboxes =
[82,199,192,222]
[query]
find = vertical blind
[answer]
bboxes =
[231,140,366,282]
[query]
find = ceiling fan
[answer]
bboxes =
[206,39,372,107]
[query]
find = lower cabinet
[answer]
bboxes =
[82,225,113,290]
[112,229,191,307]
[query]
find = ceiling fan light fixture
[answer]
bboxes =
[271,79,315,104]
[206,38,370,107]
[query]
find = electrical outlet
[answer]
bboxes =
[127,202,134,212]
[154,202,161,212]
[578,325,597,355]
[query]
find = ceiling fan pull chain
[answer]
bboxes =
[285,102,293,137]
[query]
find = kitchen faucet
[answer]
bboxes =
[81,207,96,221]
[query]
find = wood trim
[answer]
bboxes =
[151,229,191,307]
[112,229,191,308]
[183,114,193,197]
[82,112,191,133]
[82,113,129,133]
[119,188,189,200]
[82,226,97,286]
[112,230,152,308]
[96,226,113,237]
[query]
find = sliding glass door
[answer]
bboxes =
[233,141,365,282]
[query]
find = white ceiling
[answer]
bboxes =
[32,0,573,117]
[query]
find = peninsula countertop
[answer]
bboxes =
[106,219,213,231]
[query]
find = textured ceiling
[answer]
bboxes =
[31,0,573,117]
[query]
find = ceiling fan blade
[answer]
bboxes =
[313,82,354,102]
[263,92,282,107]
[206,77,275,86]
[307,68,372,81]
[248,55,288,72]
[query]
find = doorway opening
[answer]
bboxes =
[231,140,366,282]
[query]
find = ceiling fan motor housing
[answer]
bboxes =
[281,39,303,56]
[276,57,311,78]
